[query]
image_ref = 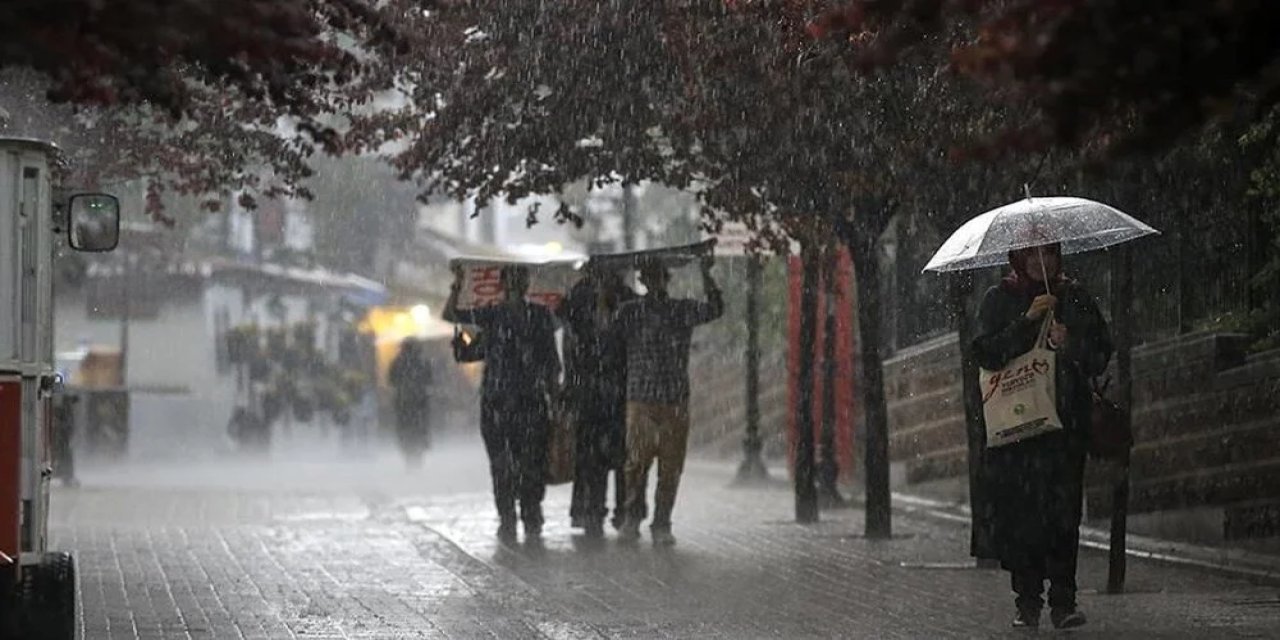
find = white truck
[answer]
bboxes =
[0,137,119,640]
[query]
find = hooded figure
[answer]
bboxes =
[558,266,642,537]
[389,338,433,466]
[972,243,1113,630]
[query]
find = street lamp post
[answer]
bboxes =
[735,255,770,484]
[622,185,637,251]
[1108,245,1134,593]
[118,252,131,385]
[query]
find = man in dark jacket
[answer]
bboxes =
[973,243,1112,630]
[444,264,561,543]
[558,266,642,537]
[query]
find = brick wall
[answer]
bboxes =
[687,345,791,461]
[882,331,1280,541]
[883,334,968,485]
[1088,335,1280,523]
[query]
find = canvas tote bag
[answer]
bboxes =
[545,394,576,485]
[980,316,1063,448]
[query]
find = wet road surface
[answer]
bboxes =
[51,436,1280,639]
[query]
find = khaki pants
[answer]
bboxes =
[624,401,690,529]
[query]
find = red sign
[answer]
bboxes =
[0,378,22,560]
[450,258,580,313]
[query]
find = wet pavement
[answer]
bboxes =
[51,436,1280,639]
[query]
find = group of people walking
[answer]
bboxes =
[441,255,723,546]
[394,239,1107,629]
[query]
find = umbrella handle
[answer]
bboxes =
[1035,312,1056,349]
[1037,244,1052,297]
[1035,244,1057,349]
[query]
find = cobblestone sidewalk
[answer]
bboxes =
[49,449,1280,639]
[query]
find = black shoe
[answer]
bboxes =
[1012,608,1041,628]
[1051,608,1086,629]
[570,516,585,529]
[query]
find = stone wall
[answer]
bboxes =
[687,345,791,461]
[1090,335,1280,530]
[883,334,968,485]
[882,330,1280,542]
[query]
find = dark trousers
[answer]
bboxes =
[569,399,646,526]
[572,462,647,524]
[1003,453,1085,611]
[481,394,548,528]
[394,399,430,463]
[572,462,611,522]
[1010,541,1080,612]
[995,442,1086,613]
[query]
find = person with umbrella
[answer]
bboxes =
[973,242,1111,629]
[927,196,1155,630]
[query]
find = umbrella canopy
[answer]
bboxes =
[923,197,1159,273]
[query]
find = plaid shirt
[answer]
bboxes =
[616,291,724,404]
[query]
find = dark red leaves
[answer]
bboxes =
[0,0,407,119]
[809,0,1280,156]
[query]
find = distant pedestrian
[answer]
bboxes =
[973,243,1112,630]
[52,394,79,487]
[389,338,432,467]
[558,266,642,538]
[616,255,723,546]
[444,265,561,544]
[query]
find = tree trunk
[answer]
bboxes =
[952,271,996,561]
[795,246,820,523]
[622,185,638,251]
[849,236,891,539]
[818,260,845,507]
[1108,245,1134,593]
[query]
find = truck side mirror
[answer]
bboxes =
[68,193,120,252]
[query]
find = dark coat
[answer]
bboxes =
[389,344,432,431]
[972,280,1113,570]
[557,279,635,422]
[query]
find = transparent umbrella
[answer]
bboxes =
[922,196,1160,273]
